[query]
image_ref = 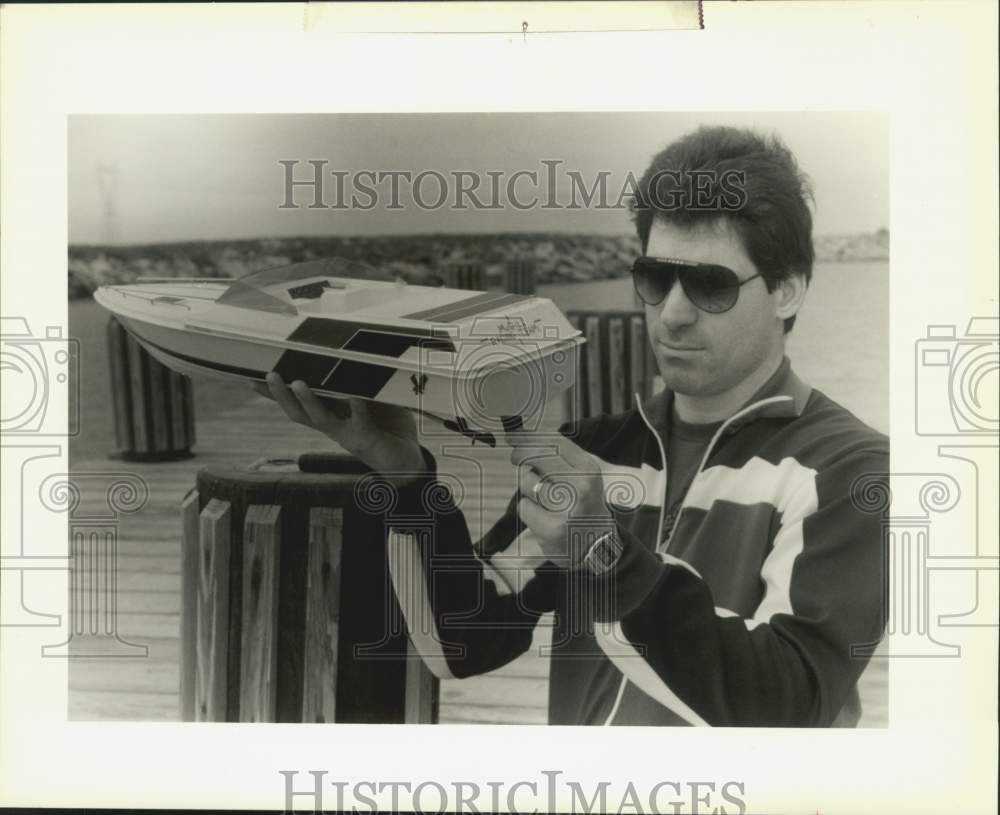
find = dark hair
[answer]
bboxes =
[630,126,814,332]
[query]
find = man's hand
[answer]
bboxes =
[254,373,428,485]
[508,431,615,569]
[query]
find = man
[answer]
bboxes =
[263,126,889,727]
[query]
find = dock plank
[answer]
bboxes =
[238,505,282,723]
[301,507,344,724]
[195,499,231,721]
[439,705,547,726]
[69,689,179,722]
[106,613,181,640]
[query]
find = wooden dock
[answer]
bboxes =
[67,393,552,724]
[67,394,886,727]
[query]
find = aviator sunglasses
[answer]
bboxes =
[632,257,762,314]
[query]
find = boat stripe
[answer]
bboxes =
[273,349,339,388]
[401,291,531,323]
[427,292,532,323]
[344,330,455,357]
[401,291,507,321]
[288,318,455,353]
[126,328,494,443]
[133,330,396,401]
[323,359,396,399]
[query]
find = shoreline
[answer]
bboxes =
[67,231,889,299]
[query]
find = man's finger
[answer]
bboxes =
[316,393,353,421]
[509,445,564,475]
[519,465,542,502]
[290,380,346,430]
[550,436,593,470]
[346,397,374,427]
[504,429,536,448]
[517,496,561,539]
[520,469,574,514]
[266,373,312,425]
[251,381,275,401]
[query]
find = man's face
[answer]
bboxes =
[643,219,786,399]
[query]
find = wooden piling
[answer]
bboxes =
[239,505,282,722]
[504,257,537,294]
[301,507,344,723]
[195,498,231,721]
[181,456,438,723]
[179,490,200,721]
[564,310,655,419]
[444,260,486,291]
[107,317,196,461]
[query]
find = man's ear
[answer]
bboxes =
[774,273,808,322]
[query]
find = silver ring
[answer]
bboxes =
[532,479,545,504]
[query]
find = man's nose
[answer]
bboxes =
[657,279,698,327]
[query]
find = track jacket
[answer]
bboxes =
[383,358,889,726]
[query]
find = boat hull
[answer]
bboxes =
[108,302,582,440]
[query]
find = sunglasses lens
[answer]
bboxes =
[680,264,740,313]
[633,258,746,313]
[632,258,673,305]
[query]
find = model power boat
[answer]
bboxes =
[94,257,584,446]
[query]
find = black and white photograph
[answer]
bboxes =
[62,112,890,731]
[1,3,996,814]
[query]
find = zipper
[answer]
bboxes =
[602,391,666,727]
[634,395,669,551]
[646,393,793,551]
[601,391,793,726]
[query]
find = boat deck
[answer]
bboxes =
[67,393,887,726]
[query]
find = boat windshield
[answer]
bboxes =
[215,257,378,315]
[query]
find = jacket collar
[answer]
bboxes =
[640,355,812,434]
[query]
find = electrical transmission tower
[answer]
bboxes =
[96,163,120,244]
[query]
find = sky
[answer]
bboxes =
[68,112,888,245]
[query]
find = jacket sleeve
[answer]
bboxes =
[591,447,889,726]
[384,446,558,679]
